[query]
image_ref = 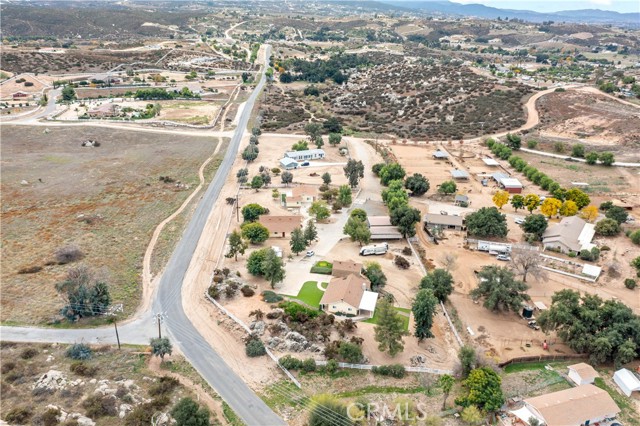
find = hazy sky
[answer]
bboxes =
[451,0,640,13]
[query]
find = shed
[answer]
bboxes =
[432,150,449,159]
[613,368,640,397]
[567,363,599,386]
[280,157,299,170]
[454,194,469,206]
[581,263,601,279]
[450,169,469,180]
[500,177,523,194]
[482,158,500,166]
[424,213,465,231]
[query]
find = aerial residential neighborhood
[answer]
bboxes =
[1,0,639,425]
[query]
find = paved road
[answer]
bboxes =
[0,45,285,426]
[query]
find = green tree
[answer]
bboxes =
[599,152,615,166]
[241,222,270,244]
[343,159,365,188]
[309,201,331,221]
[374,299,408,357]
[338,185,352,206]
[321,172,331,185]
[363,262,386,291]
[308,395,352,426]
[523,194,540,213]
[455,367,504,417]
[594,218,620,236]
[337,342,363,363]
[382,180,409,211]
[343,217,371,246]
[629,229,640,245]
[571,144,585,158]
[632,256,640,276]
[461,406,483,425]
[439,374,455,410]
[241,203,268,222]
[458,345,477,378]
[390,205,421,238]
[314,135,324,149]
[290,228,307,255]
[438,180,457,194]
[404,173,430,196]
[350,208,367,222]
[420,269,453,302]
[90,282,111,315]
[510,194,525,211]
[379,163,406,186]
[585,152,599,165]
[261,248,285,288]
[55,266,111,321]
[505,133,521,150]
[291,140,309,151]
[226,229,248,261]
[465,207,508,238]
[412,288,438,340]
[471,266,529,313]
[304,122,322,141]
[564,188,590,210]
[304,220,318,244]
[328,133,342,146]
[323,117,342,133]
[281,171,294,186]
[250,175,264,191]
[61,85,76,102]
[171,398,210,426]
[242,143,259,162]
[247,248,268,275]
[605,206,628,224]
[150,337,172,360]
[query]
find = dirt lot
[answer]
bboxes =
[1,125,221,324]
[0,74,48,99]
[0,342,228,425]
[536,89,640,161]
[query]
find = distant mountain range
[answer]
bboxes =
[381,0,640,26]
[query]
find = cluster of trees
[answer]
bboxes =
[277,53,371,84]
[128,87,199,100]
[289,221,318,256]
[594,202,630,236]
[538,289,640,367]
[247,248,286,288]
[55,266,111,321]
[465,207,508,238]
[471,265,530,312]
[242,127,262,162]
[343,209,371,246]
[373,163,422,238]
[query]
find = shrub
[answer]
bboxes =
[5,407,33,424]
[402,247,412,256]
[279,355,303,370]
[70,361,98,377]
[18,265,43,274]
[82,393,117,418]
[54,244,84,264]
[625,278,637,290]
[600,245,611,251]
[1,361,16,374]
[262,290,283,303]
[37,408,60,426]
[629,230,640,245]
[266,311,281,319]
[66,344,92,360]
[301,358,317,372]
[246,338,266,357]
[595,218,620,236]
[279,301,319,321]
[372,364,406,378]
[568,252,577,258]
[149,376,180,397]
[240,285,255,297]
[207,286,220,300]
[20,347,39,359]
[310,261,333,274]
[394,255,410,269]
[527,140,538,149]
[325,359,339,374]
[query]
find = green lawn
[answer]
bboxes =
[290,281,326,308]
[310,261,333,274]
[364,306,411,330]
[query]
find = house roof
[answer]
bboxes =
[482,158,500,166]
[280,157,298,166]
[614,369,640,393]
[424,213,464,227]
[455,194,469,203]
[525,384,620,426]
[285,149,325,157]
[367,216,392,227]
[568,363,599,381]
[501,178,523,188]
[358,290,379,312]
[542,216,593,252]
[492,172,509,181]
[450,169,469,179]
[581,263,601,278]
[292,185,317,197]
[433,150,449,158]
[258,215,302,233]
[369,226,402,239]
[320,274,367,309]
[332,260,363,275]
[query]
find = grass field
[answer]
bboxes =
[289,281,326,308]
[364,306,411,330]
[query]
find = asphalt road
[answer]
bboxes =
[0,45,286,426]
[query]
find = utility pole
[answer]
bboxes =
[154,312,166,339]
[113,318,121,350]
[107,304,123,350]
[235,195,240,222]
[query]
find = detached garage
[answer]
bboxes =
[613,368,640,397]
[567,363,599,386]
[500,178,523,194]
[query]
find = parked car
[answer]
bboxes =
[305,250,315,257]
[301,161,310,167]
[514,217,525,225]
[496,254,511,261]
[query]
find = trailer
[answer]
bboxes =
[359,243,389,256]
[477,241,512,254]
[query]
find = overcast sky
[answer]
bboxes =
[451,0,640,13]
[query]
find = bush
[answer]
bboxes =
[207,286,220,300]
[54,244,84,264]
[18,265,43,274]
[5,407,33,424]
[279,301,319,321]
[66,344,92,360]
[82,393,117,418]
[240,285,255,297]
[372,364,406,378]
[595,218,620,236]
[394,255,410,269]
[629,230,640,245]
[527,140,538,149]
[310,261,333,274]
[279,355,303,370]
[1,361,16,374]
[70,361,98,377]
[326,359,339,374]
[149,376,180,397]
[262,290,283,303]
[246,338,266,357]
[568,252,577,258]
[37,408,60,426]
[625,278,637,290]
[20,347,39,359]
[301,358,317,372]
[402,247,412,256]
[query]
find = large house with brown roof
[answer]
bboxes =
[512,384,619,426]
[258,215,302,238]
[332,260,363,278]
[319,274,378,318]
[282,186,317,208]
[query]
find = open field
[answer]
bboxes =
[1,125,220,324]
[0,342,228,425]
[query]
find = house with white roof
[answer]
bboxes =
[567,362,599,385]
[284,149,325,161]
[613,368,640,397]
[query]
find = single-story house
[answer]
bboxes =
[542,216,595,254]
[499,177,523,194]
[88,103,119,118]
[450,169,469,180]
[12,91,34,101]
[284,149,325,161]
[282,185,316,207]
[567,363,599,386]
[319,274,378,318]
[613,368,640,397]
[454,194,469,206]
[367,216,402,240]
[433,150,449,159]
[424,213,465,231]
[482,158,500,166]
[513,384,620,426]
[258,215,302,238]
[332,260,363,278]
[280,157,299,170]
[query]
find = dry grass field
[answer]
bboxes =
[0,125,221,325]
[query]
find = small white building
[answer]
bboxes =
[280,157,299,170]
[284,149,325,161]
[613,368,640,397]
[567,363,599,386]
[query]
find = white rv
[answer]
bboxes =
[359,243,389,256]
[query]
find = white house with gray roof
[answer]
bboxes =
[542,216,595,254]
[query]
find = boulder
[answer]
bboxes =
[249,320,266,336]
[33,370,68,391]
[284,331,306,343]
[118,404,133,419]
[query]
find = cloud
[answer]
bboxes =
[589,0,613,5]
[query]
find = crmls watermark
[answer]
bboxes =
[346,402,431,422]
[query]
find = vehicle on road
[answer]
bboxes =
[301,161,310,166]
[496,254,511,261]
[306,250,315,257]
[514,217,525,225]
[359,243,389,256]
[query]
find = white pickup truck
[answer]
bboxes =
[359,243,389,256]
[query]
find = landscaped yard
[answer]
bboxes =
[288,281,327,308]
[310,261,333,274]
[364,306,411,331]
